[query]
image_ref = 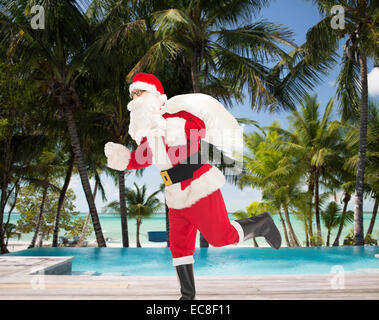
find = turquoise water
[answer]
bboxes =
[6,246,379,276]
[7,212,379,247]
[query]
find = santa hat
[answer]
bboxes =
[129,73,167,104]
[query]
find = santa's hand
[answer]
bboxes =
[104,142,131,171]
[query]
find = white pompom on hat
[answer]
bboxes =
[129,72,167,104]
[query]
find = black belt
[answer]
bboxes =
[160,151,205,186]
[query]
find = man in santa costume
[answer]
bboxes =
[104,72,281,300]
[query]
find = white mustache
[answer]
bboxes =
[127,93,165,144]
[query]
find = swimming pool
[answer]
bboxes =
[6,246,379,276]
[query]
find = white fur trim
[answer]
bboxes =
[230,220,245,245]
[159,94,167,104]
[130,81,160,94]
[104,142,131,171]
[173,255,194,267]
[165,117,187,146]
[130,81,166,105]
[165,166,226,209]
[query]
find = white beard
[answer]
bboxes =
[127,93,166,144]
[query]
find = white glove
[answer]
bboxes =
[104,142,131,171]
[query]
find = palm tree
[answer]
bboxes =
[23,149,67,248]
[290,191,312,247]
[126,183,162,247]
[330,141,356,246]
[269,94,345,245]
[104,183,162,247]
[332,181,354,246]
[321,201,341,247]
[304,0,379,245]
[52,149,75,247]
[238,124,301,246]
[344,100,379,243]
[130,0,328,112]
[0,59,51,253]
[363,105,379,242]
[0,0,107,247]
[322,200,353,247]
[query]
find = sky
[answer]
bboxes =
[65,0,379,214]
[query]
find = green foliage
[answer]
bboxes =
[15,185,87,244]
[233,201,275,220]
[321,201,341,230]
[1,1,378,250]
[343,229,355,246]
[309,234,324,247]
[364,234,378,246]
[2,223,21,243]
[103,183,163,220]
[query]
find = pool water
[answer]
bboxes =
[6,246,379,276]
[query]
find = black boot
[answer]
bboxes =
[175,264,196,300]
[236,212,282,249]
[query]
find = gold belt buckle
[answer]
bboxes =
[160,170,173,186]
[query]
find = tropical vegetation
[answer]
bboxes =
[0,0,377,253]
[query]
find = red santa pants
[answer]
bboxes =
[168,189,242,266]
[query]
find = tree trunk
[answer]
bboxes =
[63,105,106,247]
[308,215,314,246]
[283,204,300,247]
[307,180,315,246]
[191,50,201,93]
[278,210,291,247]
[0,135,11,254]
[314,170,322,246]
[333,192,351,246]
[38,230,46,247]
[3,183,19,237]
[354,53,368,246]
[304,215,309,247]
[77,180,98,246]
[119,171,129,247]
[28,186,48,249]
[52,149,74,247]
[326,230,331,247]
[365,196,378,239]
[136,217,142,248]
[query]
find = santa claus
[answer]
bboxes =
[104,72,281,300]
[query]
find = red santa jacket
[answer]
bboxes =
[124,111,225,209]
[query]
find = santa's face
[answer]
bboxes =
[127,92,164,144]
